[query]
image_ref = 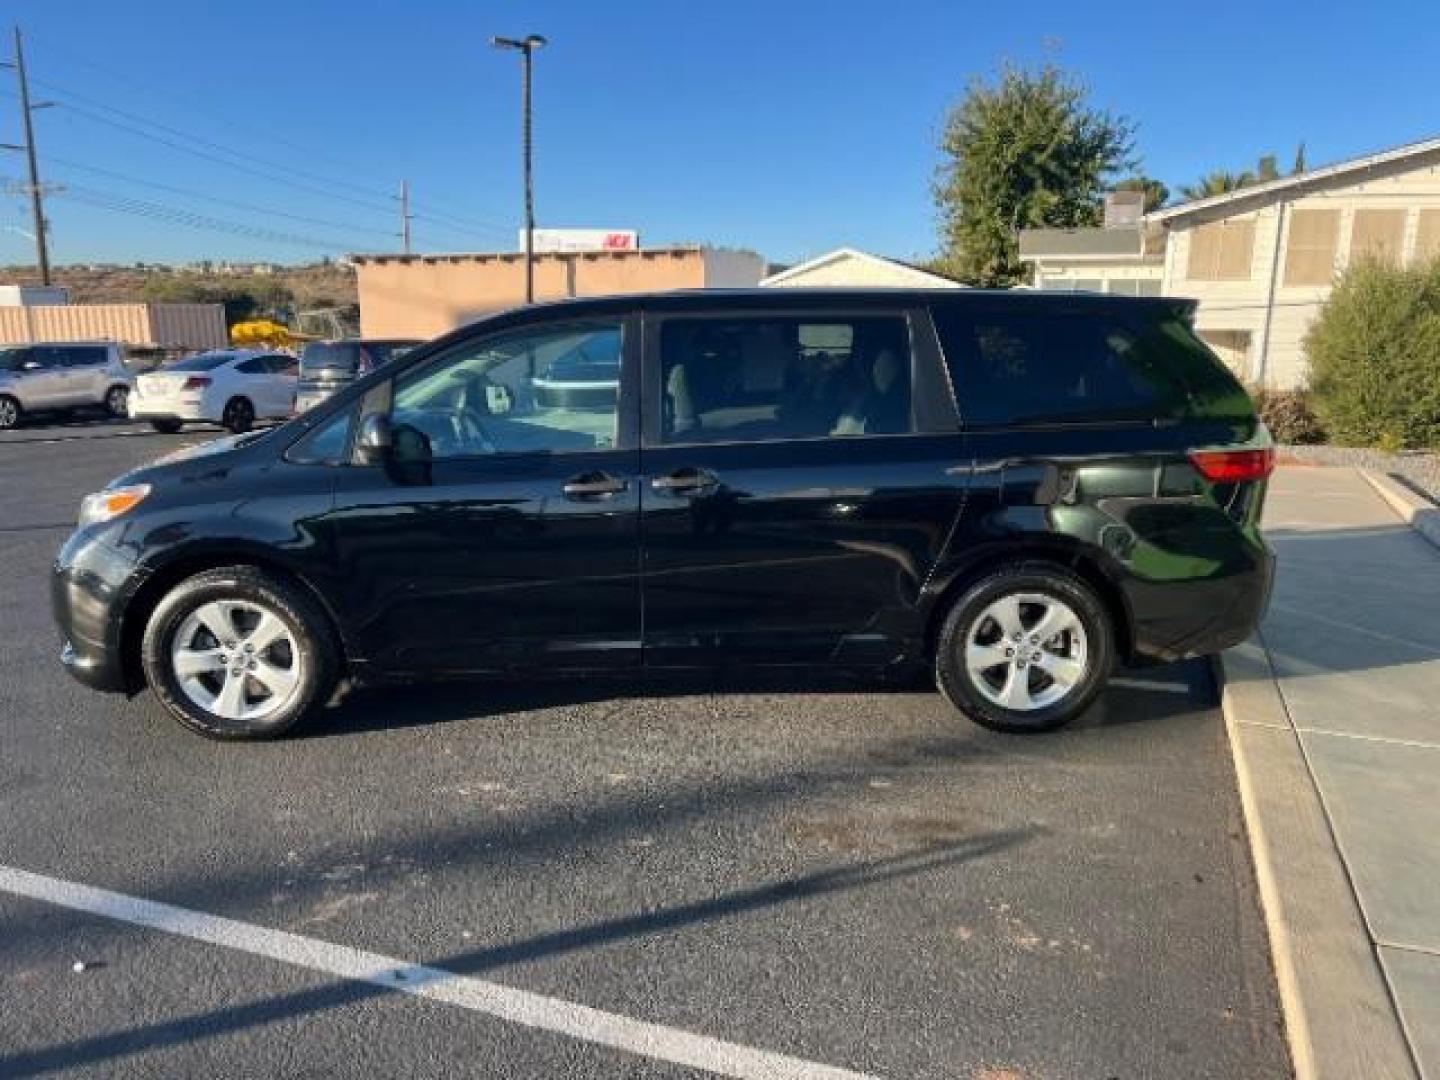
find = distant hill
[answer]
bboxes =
[0,262,358,312]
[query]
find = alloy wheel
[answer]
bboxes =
[963,592,1089,712]
[170,600,302,721]
[0,397,18,429]
[106,386,129,417]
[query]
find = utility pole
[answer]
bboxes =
[1,28,54,284]
[398,179,413,255]
[491,34,546,304]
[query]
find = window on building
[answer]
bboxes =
[1108,280,1140,296]
[1349,209,1407,265]
[1414,209,1440,264]
[658,316,913,443]
[1186,219,1256,281]
[1284,208,1341,286]
[1070,279,1104,293]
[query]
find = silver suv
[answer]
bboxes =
[0,342,133,429]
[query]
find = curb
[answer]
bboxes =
[1359,469,1440,551]
[1217,640,1419,1080]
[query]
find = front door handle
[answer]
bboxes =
[651,467,718,495]
[562,472,629,500]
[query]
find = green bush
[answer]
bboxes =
[1306,257,1440,449]
[1249,387,1324,444]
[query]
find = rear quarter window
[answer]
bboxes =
[931,304,1196,427]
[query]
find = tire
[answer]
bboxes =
[104,384,130,418]
[222,396,255,434]
[0,394,21,430]
[150,418,183,434]
[141,566,339,740]
[935,562,1113,733]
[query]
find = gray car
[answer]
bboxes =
[0,341,134,429]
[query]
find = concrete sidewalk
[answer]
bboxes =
[1222,465,1440,1079]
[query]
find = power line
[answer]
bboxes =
[25,66,516,238]
[56,185,360,252]
[46,155,399,241]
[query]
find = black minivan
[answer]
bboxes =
[54,289,1274,739]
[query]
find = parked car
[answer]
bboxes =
[54,288,1275,739]
[293,339,419,414]
[129,349,299,434]
[0,341,133,429]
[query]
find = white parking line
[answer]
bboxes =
[0,865,874,1080]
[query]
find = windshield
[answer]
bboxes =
[0,347,29,372]
[301,341,419,377]
[166,353,234,372]
[300,343,361,376]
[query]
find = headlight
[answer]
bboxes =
[78,484,150,528]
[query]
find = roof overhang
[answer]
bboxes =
[1149,135,1440,224]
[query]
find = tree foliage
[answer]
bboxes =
[142,275,294,326]
[933,63,1135,286]
[1306,257,1440,449]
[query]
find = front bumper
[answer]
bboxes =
[52,530,141,693]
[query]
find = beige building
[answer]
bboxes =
[0,302,228,351]
[760,247,962,288]
[1022,136,1440,388]
[353,246,765,339]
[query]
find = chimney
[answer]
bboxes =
[1104,190,1145,229]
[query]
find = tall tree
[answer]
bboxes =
[1256,154,1280,183]
[1292,142,1308,175]
[1112,176,1170,212]
[933,63,1134,286]
[1178,169,1256,201]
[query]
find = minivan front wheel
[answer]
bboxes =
[105,385,129,417]
[0,394,20,429]
[141,567,337,739]
[936,563,1112,733]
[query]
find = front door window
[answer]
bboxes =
[392,321,623,459]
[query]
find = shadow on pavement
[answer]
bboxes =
[0,828,1037,1077]
[303,661,1211,740]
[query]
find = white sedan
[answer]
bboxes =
[130,350,298,434]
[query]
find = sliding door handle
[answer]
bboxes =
[651,468,718,495]
[563,472,628,500]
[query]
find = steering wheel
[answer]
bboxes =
[456,408,497,455]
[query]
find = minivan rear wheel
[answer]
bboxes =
[0,394,20,429]
[936,562,1112,733]
[105,385,129,417]
[141,567,338,739]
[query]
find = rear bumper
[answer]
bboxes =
[129,402,210,422]
[1126,541,1275,661]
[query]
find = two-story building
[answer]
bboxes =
[1021,136,1440,389]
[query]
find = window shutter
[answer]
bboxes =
[1284,209,1340,286]
[1349,209,1407,265]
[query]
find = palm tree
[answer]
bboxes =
[1179,170,1256,201]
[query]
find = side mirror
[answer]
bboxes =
[355,412,393,464]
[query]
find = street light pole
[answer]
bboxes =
[491,34,546,304]
[3,28,52,285]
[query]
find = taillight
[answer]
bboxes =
[1188,447,1275,482]
[181,376,212,390]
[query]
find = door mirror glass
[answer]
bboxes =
[356,412,393,463]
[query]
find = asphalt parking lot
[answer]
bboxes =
[0,419,1289,1079]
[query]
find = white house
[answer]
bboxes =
[761,248,963,289]
[1021,136,1440,388]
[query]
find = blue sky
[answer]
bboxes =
[0,0,1434,267]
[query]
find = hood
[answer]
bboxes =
[105,428,278,490]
